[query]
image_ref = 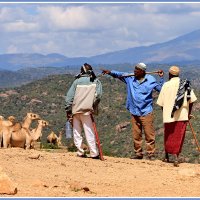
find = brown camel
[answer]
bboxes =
[0,116,17,148]
[0,116,13,147]
[47,131,63,146]
[9,113,40,149]
[30,120,49,148]
[10,119,48,149]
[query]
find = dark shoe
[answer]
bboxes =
[162,152,170,162]
[130,155,143,160]
[91,155,100,159]
[173,160,179,167]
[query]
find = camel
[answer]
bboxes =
[0,115,5,128]
[0,116,3,146]
[8,116,22,131]
[57,131,63,146]
[0,115,4,131]
[0,115,4,136]
[8,112,40,149]
[47,131,63,146]
[10,127,30,149]
[29,120,49,148]
[10,119,48,149]
[0,116,15,148]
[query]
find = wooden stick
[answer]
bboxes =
[90,114,105,161]
[188,120,200,152]
[121,71,160,77]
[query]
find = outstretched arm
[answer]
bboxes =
[101,69,128,83]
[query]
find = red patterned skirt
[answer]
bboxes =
[164,121,188,155]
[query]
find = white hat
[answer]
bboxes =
[135,63,147,71]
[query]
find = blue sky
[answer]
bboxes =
[0,3,200,57]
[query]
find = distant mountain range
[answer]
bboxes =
[0,29,200,71]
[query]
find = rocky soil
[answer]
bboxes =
[1,148,200,197]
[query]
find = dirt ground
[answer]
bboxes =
[1,148,200,197]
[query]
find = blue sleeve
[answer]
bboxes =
[154,77,164,92]
[110,70,130,84]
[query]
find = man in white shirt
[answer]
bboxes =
[157,66,197,167]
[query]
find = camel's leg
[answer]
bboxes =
[3,130,12,148]
[30,141,35,149]
[0,131,3,148]
[3,138,8,148]
[3,132,7,148]
[3,137,11,148]
[25,142,31,149]
[25,137,31,149]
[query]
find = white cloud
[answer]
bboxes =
[3,20,39,32]
[0,6,31,22]
[0,4,200,57]
[37,6,93,30]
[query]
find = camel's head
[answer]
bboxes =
[59,131,63,136]
[38,120,49,127]
[8,116,16,123]
[27,113,40,120]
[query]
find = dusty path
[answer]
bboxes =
[0,148,200,197]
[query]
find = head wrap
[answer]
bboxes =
[75,63,96,82]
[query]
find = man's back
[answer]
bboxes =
[65,75,102,115]
[157,77,197,123]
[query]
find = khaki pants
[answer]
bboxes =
[131,112,155,156]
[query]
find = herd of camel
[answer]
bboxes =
[0,112,63,149]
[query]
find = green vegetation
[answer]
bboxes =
[0,68,200,163]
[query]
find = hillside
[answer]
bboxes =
[0,73,200,163]
[1,148,200,197]
[1,62,200,88]
[0,66,79,88]
[0,63,133,88]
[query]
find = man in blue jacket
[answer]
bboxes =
[102,63,164,160]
